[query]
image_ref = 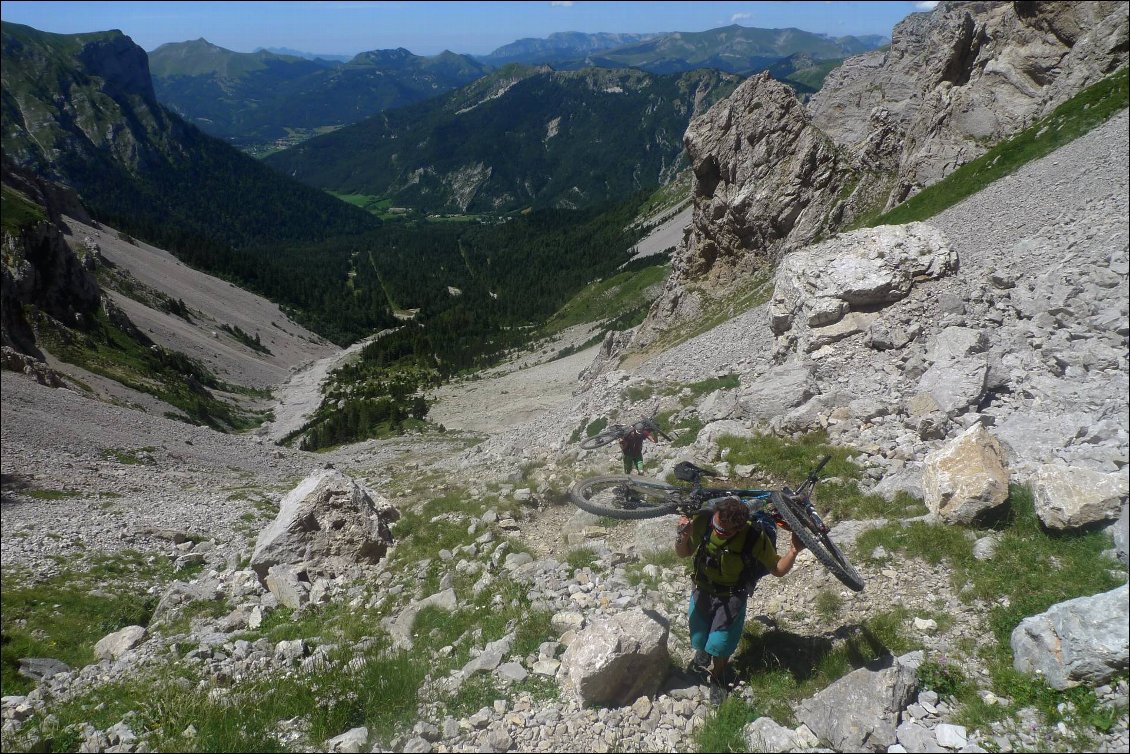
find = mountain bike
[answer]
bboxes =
[578,414,673,449]
[568,455,865,592]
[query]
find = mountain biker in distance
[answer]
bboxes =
[618,423,656,475]
[675,496,805,689]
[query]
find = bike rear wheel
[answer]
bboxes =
[569,475,684,519]
[579,425,626,450]
[772,492,865,592]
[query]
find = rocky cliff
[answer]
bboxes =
[627,1,1128,354]
[809,0,1128,210]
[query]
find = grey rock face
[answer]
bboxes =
[559,607,670,707]
[768,223,958,357]
[745,716,800,752]
[738,362,815,420]
[796,651,922,751]
[1111,504,1129,565]
[1011,583,1130,690]
[809,2,1129,211]
[1032,464,1128,530]
[250,469,397,581]
[922,425,1010,524]
[93,625,146,661]
[634,72,856,349]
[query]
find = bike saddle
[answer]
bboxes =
[674,461,720,482]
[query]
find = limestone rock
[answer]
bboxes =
[809,2,1129,211]
[745,716,800,752]
[922,425,1010,524]
[250,469,397,582]
[795,651,922,752]
[94,625,146,661]
[768,223,957,357]
[559,607,670,707]
[1032,464,1128,530]
[633,72,856,349]
[1011,583,1129,690]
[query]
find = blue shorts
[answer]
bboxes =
[688,588,747,658]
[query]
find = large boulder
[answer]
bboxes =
[558,608,670,707]
[1032,464,1128,530]
[1011,583,1129,690]
[795,651,922,751]
[768,223,958,356]
[916,326,992,417]
[94,625,146,661]
[250,469,397,581]
[922,424,1010,524]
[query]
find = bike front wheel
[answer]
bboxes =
[772,491,865,592]
[569,475,685,519]
[579,425,626,450]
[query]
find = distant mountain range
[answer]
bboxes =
[149,39,489,151]
[255,46,353,62]
[264,65,742,214]
[149,25,886,155]
[476,25,888,74]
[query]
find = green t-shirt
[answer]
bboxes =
[689,514,779,588]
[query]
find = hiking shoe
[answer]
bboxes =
[692,649,711,669]
[709,666,739,691]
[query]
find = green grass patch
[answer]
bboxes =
[861,67,1128,227]
[26,637,427,751]
[814,589,844,621]
[1,184,48,234]
[716,432,926,520]
[1,552,177,696]
[21,488,84,500]
[36,308,260,432]
[857,484,1125,733]
[542,262,668,335]
[694,695,759,753]
[100,446,157,465]
[564,547,601,572]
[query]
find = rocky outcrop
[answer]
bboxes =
[809,1,1129,210]
[1011,583,1130,690]
[93,626,146,661]
[1032,464,1129,530]
[795,651,922,752]
[631,72,858,351]
[249,469,398,582]
[767,223,958,358]
[558,608,670,706]
[922,424,1010,524]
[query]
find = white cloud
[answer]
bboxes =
[550,1,575,7]
[915,1,940,9]
[731,12,753,23]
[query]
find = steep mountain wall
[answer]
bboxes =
[627,1,1127,355]
[809,0,1129,209]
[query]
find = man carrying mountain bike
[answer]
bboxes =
[675,496,805,689]
[618,424,656,475]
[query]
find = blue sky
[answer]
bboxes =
[0,1,938,56]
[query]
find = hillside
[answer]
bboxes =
[1,4,1128,754]
[2,104,1127,754]
[264,66,741,213]
[150,40,489,153]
